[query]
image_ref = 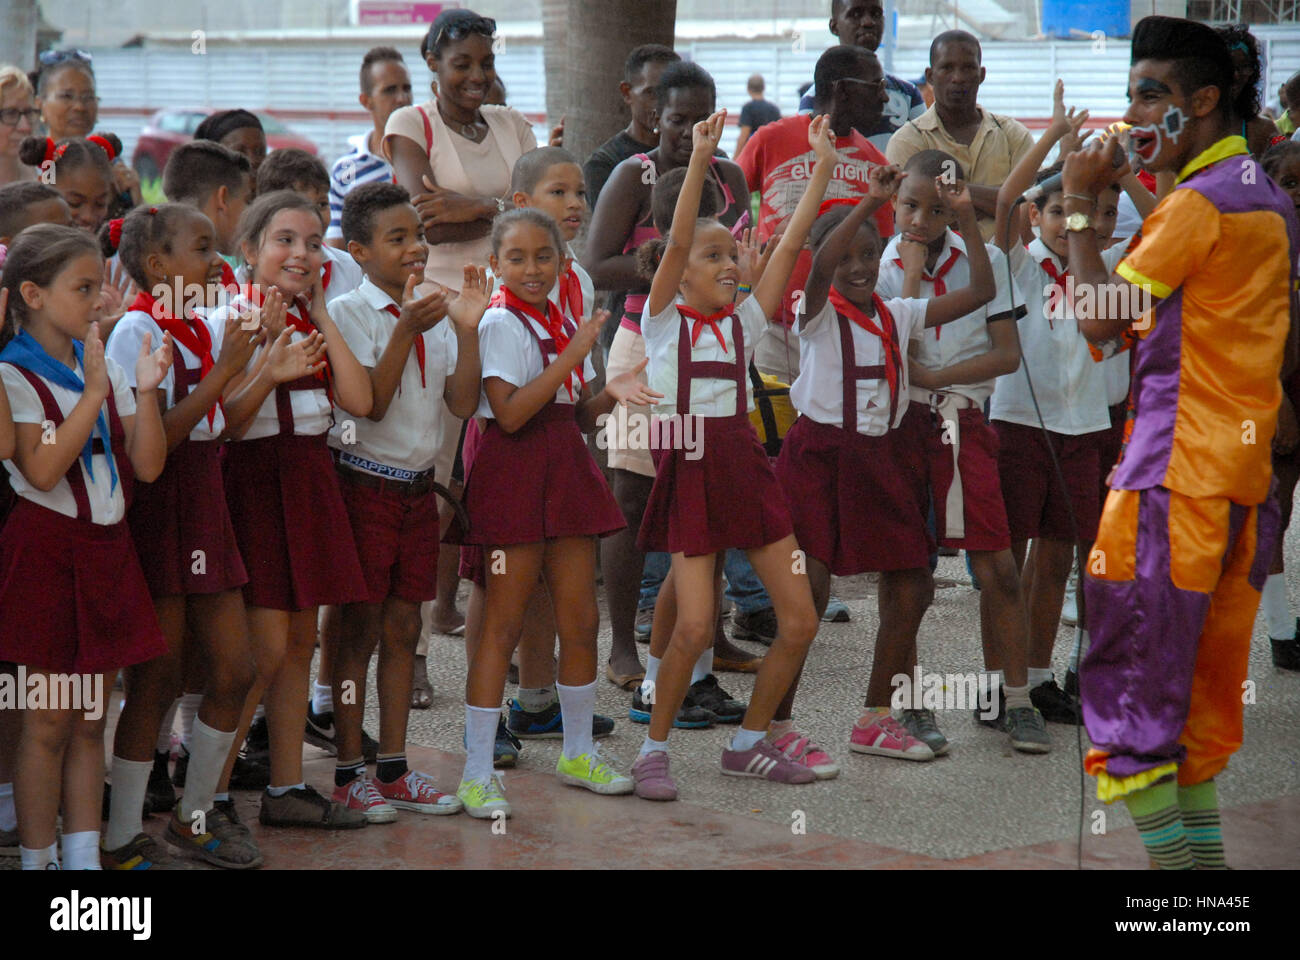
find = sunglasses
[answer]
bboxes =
[0,107,41,126]
[39,48,93,67]
[432,16,497,50]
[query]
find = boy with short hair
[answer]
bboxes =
[327,181,488,819]
[162,139,254,282]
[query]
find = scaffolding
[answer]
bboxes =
[1196,0,1300,22]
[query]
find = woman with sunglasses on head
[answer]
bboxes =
[384,7,537,646]
[0,67,39,186]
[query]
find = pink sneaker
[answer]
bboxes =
[721,738,816,783]
[848,712,934,761]
[631,751,678,801]
[770,730,840,779]
[331,775,397,823]
[373,770,463,816]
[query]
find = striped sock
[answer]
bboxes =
[1178,780,1226,870]
[1124,778,1194,870]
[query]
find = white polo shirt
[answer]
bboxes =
[475,299,597,419]
[876,229,1022,406]
[789,296,927,436]
[1,357,137,525]
[327,276,459,475]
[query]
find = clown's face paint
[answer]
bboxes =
[1123,62,1195,173]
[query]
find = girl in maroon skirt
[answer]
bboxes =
[451,207,659,819]
[0,224,171,869]
[100,203,264,869]
[629,112,834,799]
[214,190,374,829]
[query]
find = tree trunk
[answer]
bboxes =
[0,0,39,72]
[541,0,570,133]
[547,0,677,169]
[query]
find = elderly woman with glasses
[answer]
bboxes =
[0,66,39,185]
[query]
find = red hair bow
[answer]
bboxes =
[816,197,857,218]
[41,138,69,165]
[107,218,124,250]
[86,135,116,160]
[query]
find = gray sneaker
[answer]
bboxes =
[1005,706,1052,754]
[258,785,367,830]
[900,708,950,756]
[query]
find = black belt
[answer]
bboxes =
[336,462,437,499]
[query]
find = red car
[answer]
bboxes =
[131,108,317,181]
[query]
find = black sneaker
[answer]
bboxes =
[506,699,615,739]
[1063,668,1080,697]
[732,607,778,646]
[212,797,250,836]
[171,744,189,787]
[242,715,270,764]
[1271,620,1300,671]
[305,703,337,754]
[900,708,950,756]
[1030,678,1082,725]
[628,686,712,728]
[146,750,177,815]
[973,687,1006,730]
[1005,706,1051,754]
[229,754,271,791]
[258,784,366,830]
[685,674,745,724]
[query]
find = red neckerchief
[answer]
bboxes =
[502,286,585,400]
[321,260,333,293]
[558,266,584,324]
[828,288,900,415]
[1037,255,1071,330]
[382,303,426,390]
[129,288,223,430]
[677,303,734,352]
[895,245,961,339]
[218,261,238,293]
[242,283,334,400]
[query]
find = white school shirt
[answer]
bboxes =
[105,307,228,439]
[789,296,928,436]
[474,299,598,420]
[988,239,1129,435]
[234,246,362,307]
[641,294,768,419]
[1101,352,1131,407]
[326,276,459,475]
[209,294,335,439]
[1,356,137,525]
[876,229,1023,406]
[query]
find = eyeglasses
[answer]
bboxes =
[49,92,100,106]
[39,48,93,67]
[432,16,497,51]
[0,107,41,125]
[834,76,887,92]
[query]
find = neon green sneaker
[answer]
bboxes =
[556,751,634,795]
[457,774,511,819]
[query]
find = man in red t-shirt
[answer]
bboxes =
[737,45,895,381]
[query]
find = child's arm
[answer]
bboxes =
[484,306,602,435]
[442,265,489,420]
[1117,171,1157,221]
[753,115,838,321]
[898,238,927,298]
[158,314,260,452]
[124,330,173,483]
[647,110,728,318]
[922,181,996,327]
[802,165,905,320]
[576,355,663,433]
[366,276,449,422]
[307,273,373,418]
[993,80,1088,253]
[909,316,1021,389]
[584,161,652,292]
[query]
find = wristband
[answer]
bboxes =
[1064,193,1097,206]
[736,283,752,294]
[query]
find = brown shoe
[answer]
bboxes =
[258,785,367,830]
[712,621,763,673]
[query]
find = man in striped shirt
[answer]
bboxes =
[328,46,412,247]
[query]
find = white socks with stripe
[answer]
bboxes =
[1262,574,1296,639]
[104,756,152,849]
[556,680,595,760]
[179,718,235,822]
[463,704,499,784]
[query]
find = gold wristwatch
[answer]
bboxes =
[1065,211,1094,232]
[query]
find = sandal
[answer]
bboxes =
[411,654,434,709]
[605,662,645,691]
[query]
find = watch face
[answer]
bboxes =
[1066,212,1092,231]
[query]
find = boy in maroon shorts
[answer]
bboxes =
[326,182,488,818]
[876,150,1051,755]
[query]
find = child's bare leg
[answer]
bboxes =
[335,602,382,765]
[969,549,1029,687]
[464,581,485,665]
[113,597,185,764]
[263,608,319,787]
[375,597,422,757]
[15,699,75,850]
[1027,538,1077,670]
[516,581,556,689]
[220,606,288,792]
[866,568,934,707]
[772,556,830,722]
[62,704,109,835]
[432,485,466,633]
[646,554,721,743]
[316,604,340,713]
[603,469,652,678]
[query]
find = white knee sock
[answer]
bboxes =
[179,718,236,822]
[104,756,152,849]
[61,830,101,870]
[556,680,595,760]
[177,692,201,747]
[691,647,712,684]
[0,781,16,831]
[462,705,499,784]
[312,682,333,715]
[1262,574,1296,639]
[20,843,58,870]
[156,697,180,754]
[639,655,662,700]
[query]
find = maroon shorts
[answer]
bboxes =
[639,414,792,557]
[337,471,440,604]
[0,500,167,673]
[224,434,367,611]
[774,415,932,574]
[129,439,248,598]
[994,419,1102,543]
[909,405,1011,552]
[451,404,624,547]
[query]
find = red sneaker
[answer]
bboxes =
[373,770,463,816]
[331,775,397,823]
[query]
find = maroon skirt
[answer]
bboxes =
[774,415,932,575]
[638,414,792,557]
[224,434,367,611]
[457,419,486,586]
[451,404,624,547]
[0,500,167,673]
[130,439,248,598]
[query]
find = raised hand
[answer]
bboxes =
[1062,136,1125,198]
[258,287,287,340]
[218,311,261,374]
[136,330,174,392]
[736,228,761,289]
[397,273,449,336]
[936,175,974,217]
[867,163,906,202]
[447,265,492,331]
[606,358,663,407]
[897,236,928,274]
[567,308,607,358]
[100,259,136,325]
[692,110,726,157]
[266,327,326,384]
[808,114,837,164]
[548,115,565,148]
[82,323,111,401]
